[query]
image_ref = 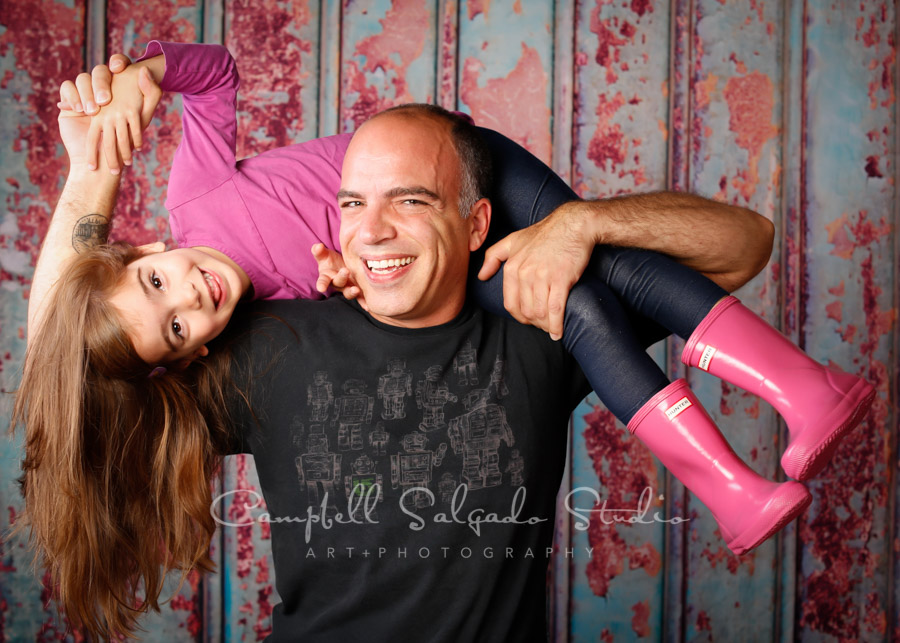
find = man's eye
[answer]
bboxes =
[340,200,363,208]
[172,319,183,338]
[151,273,163,289]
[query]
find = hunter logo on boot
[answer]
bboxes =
[665,397,693,421]
[699,345,717,371]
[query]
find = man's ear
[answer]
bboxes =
[468,198,492,252]
[135,241,166,256]
[175,345,209,371]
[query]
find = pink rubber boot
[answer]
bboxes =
[628,379,811,555]
[682,296,876,481]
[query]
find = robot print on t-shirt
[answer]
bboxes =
[292,339,518,511]
[391,432,448,510]
[295,421,343,517]
[453,340,479,386]
[416,365,457,432]
[447,389,514,491]
[333,379,375,451]
[378,358,413,420]
[307,371,334,422]
[345,454,383,520]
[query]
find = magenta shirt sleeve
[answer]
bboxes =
[137,41,239,208]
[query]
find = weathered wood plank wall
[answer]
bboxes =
[0,0,896,640]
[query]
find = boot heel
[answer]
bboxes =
[781,377,876,480]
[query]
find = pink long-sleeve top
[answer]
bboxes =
[139,40,352,301]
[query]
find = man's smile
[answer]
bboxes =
[363,255,417,279]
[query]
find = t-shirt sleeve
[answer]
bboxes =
[214,304,301,455]
[136,41,239,208]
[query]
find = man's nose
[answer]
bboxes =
[358,205,396,244]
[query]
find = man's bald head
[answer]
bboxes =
[366,104,492,219]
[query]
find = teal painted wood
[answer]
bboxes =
[457,0,555,163]
[566,1,674,640]
[682,1,786,639]
[1,1,89,639]
[0,1,897,641]
[777,0,807,640]
[339,0,439,132]
[572,0,670,200]
[796,1,896,641]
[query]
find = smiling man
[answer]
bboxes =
[224,106,593,641]
[221,104,816,641]
[337,107,491,328]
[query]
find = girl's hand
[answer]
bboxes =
[57,54,132,114]
[84,64,162,174]
[311,244,367,309]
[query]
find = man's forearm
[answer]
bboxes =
[571,192,775,292]
[28,167,121,333]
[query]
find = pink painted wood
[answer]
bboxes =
[0,0,895,640]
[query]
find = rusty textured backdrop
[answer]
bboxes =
[0,0,897,640]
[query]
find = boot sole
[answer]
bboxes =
[727,482,812,555]
[781,378,876,482]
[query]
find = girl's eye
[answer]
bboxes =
[151,273,163,289]
[172,319,183,338]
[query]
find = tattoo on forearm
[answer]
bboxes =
[72,214,110,253]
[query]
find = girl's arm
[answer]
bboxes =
[66,42,242,206]
[135,41,241,208]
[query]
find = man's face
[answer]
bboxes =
[108,247,243,365]
[338,113,489,328]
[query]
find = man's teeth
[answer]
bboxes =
[366,257,414,272]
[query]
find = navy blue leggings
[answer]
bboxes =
[469,128,728,424]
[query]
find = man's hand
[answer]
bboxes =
[311,243,367,309]
[56,106,94,168]
[57,54,131,114]
[478,202,594,340]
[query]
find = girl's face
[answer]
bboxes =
[108,247,244,366]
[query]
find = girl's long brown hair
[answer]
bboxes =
[10,243,240,640]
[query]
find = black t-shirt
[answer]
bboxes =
[223,298,590,642]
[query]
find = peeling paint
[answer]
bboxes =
[581,406,661,598]
[723,70,777,202]
[460,43,551,161]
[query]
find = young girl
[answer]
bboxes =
[15,41,874,639]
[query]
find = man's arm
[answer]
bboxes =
[27,162,120,336]
[479,192,774,339]
[562,193,774,291]
[29,67,162,338]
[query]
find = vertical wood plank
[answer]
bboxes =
[436,0,458,109]
[457,0,554,162]
[796,1,896,640]
[551,0,575,185]
[339,0,438,132]
[0,0,88,639]
[573,0,670,199]
[776,1,807,641]
[681,0,785,639]
[318,0,342,137]
[567,1,672,640]
[226,0,320,155]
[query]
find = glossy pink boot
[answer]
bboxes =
[628,379,811,555]
[682,296,876,481]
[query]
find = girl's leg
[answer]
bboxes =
[472,245,809,555]
[475,126,874,482]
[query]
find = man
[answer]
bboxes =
[214,105,791,641]
[219,106,595,641]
